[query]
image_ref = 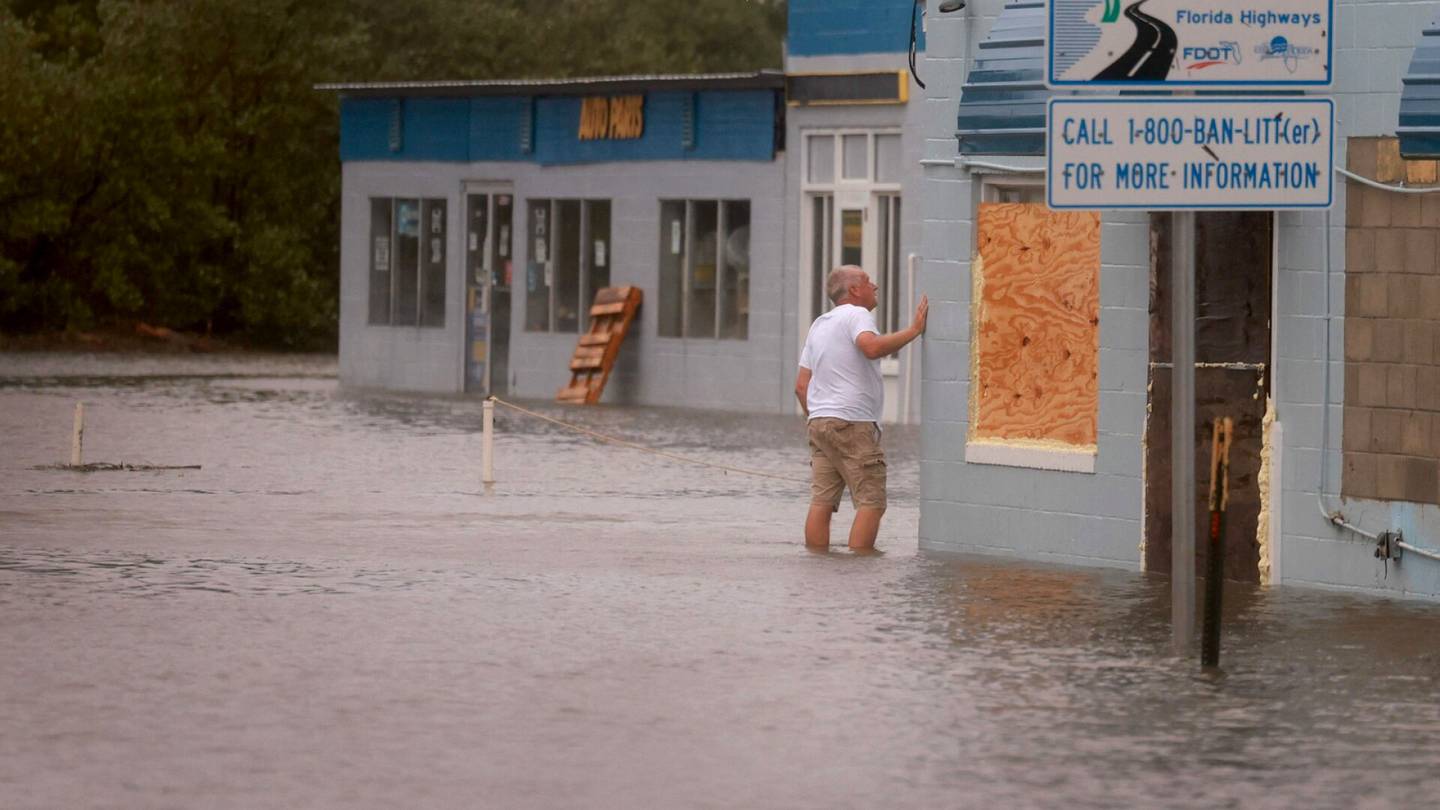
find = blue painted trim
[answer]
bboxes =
[469,97,529,161]
[1044,97,1336,210]
[340,97,470,161]
[787,0,919,56]
[342,89,777,164]
[1045,0,1335,88]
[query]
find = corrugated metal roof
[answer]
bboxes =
[316,71,785,97]
[1400,24,1440,158]
[955,0,1055,156]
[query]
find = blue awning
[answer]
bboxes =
[1400,22,1440,157]
[955,0,1053,156]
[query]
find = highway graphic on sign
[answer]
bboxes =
[1048,0,1331,86]
[1094,0,1177,80]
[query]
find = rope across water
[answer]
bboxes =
[489,397,809,485]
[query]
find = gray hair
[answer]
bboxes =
[825,265,866,304]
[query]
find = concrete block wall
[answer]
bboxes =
[916,0,1147,567]
[1272,4,1440,598]
[1342,140,1440,504]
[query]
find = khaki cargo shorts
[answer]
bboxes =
[807,417,887,511]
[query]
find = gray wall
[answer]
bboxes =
[916,0,1440,598]
[1269,0,1440,598]
[340,158,790,414]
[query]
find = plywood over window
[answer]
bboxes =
[970,203,1100,461]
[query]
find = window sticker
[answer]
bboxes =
[374,237,390,272]
[595,240,607,268]
[499,226,510,257]
[671,220,682,254]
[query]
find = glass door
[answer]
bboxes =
[465,188,514,394]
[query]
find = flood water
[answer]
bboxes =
[3,353,1439,809]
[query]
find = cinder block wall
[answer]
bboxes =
[1342,138,1440,503]
[916,0,1148,567]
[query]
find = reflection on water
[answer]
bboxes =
[1,352,1439,809]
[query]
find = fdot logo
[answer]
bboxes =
[1183,42,1242,69]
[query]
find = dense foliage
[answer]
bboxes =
[0,0,785,348]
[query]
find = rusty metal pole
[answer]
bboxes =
[1172,212,1196,654]
[1202,417,1233,668]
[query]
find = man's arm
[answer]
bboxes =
[794,367,812,417]
[855,295,928,360]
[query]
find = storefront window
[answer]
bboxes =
[526,200,551,331]
[555,200,582,333]
[658,200,686,337]
[687,200,719,339]
[658,199,751,340]
[808,136,835,184]
[421,199,446,327]
[842,134,868,180]
[875,134,902,184]
[526,198,611,333]
[368,196,446,328]
[393,199,420,326]
[369,199,392,324]
[719,201,750,340]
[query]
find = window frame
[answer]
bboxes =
[965,175,1098,474]
[367,196,447,329]
[524,198,612,334]
[800,127,898,325]
[657,198,751,341]
[799,130,906,358]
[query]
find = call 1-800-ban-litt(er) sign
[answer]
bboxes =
[1046,98,1334,210]
[1048,0,1332,86]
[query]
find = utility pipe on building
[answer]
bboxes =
[903,253,920,424]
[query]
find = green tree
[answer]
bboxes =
[0,0,785,349]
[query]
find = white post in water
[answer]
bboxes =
[70,402,85,467]
[482,398,495,485]
[1172,212,1197,654]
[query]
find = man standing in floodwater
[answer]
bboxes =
[795,265,928,552]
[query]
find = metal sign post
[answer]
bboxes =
[1042,0,1336,663]
[1171,211,1196,654]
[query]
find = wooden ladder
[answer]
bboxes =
[557,286,643,404]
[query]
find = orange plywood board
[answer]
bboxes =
[972,203,1101,448]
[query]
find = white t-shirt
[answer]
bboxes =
[798,304,883,422]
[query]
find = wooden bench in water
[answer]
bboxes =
[556,286,643,405]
